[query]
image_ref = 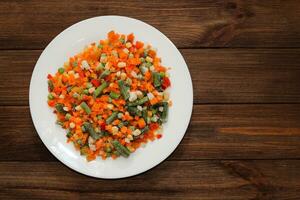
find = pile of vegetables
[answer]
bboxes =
[47,31,171,161]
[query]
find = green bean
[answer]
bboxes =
[127,97,149,107]
[118,80,129,100]
[100,69,110,79]
[72,61,78,67]
[112,140,130,158]
[105,147,112,153]
[141,126,149,134]
[161,102,169,122]
[48,80,54,91]
[93,81,108,98]
[83,89,89,95]
[96,63,105,71]
[145,62,152,68]
[80,146,89,155]
[117,122,124,128]
[86,82,93,89]
[66,131,73,138]
[127,107,141,116]
[133,126,149,140]
[65,113,71,120]
[58,67,64,74]
[119,38,125,44]
[153,72,161,87]
[83,122,102,140]
[76,139,83,146]
[56,120,64,126]
[97,44,103,49]
[106,111,118,124]
[142,109,147,122]
[48,93,54,100]
[55,103,66,114]
[109,91,120,99]
[80,102,91,114]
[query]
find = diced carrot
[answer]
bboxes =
[137,118,146,129]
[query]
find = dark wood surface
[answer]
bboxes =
[1,1,300,199]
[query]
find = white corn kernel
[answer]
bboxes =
[89,144,96,151]
[88,87,95,94]
[88,136,95,145]
[68,70,75,75]
[159,106,164,112]
[59,94,65,99]
[112,126,119,135]
[123,48,129,54]
[136,90,143,98]
[129,92,137,102]
[146,56,153,63]
[69,122,75,129]
[63,107,69,111]
[147,92,154,100]
[127,134,133,141]
[120,72,127,80]
[133,129,142,136]
[163,92,170,101]
[116,71,121,77]
[107,104,114,109]
[105,62,110,70]
[137,105,143,111]
[81,60,90,70]
[149,65,155,71]
[125,42,132,48]
[117,113,123,119]
[74,73,79,79]
[124,138,130,143]
[131,71,138,78]
[75,105,82,111]
[117,62,126,68]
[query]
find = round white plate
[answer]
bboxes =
[29,16,193,179]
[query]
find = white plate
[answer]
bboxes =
[29,16,193,179]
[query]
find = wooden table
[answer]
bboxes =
[1,1,300,199]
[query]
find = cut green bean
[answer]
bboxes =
[48,80,54,91]
[161,102,169,122]
[80,102,91,114]
[83,122,102,140]
[112,140,130,158]
[141,126,149,134]
[153,72,161,87]
[58,67,64,74]
[66,131,73,138]
[106,111,118,124]
[65,113,71,120]
[118,80,129,100]
[93,81,108,98]
[72,61,78,67]
[127,97,149,107]
[127,106,141,116]
[142,109,147,122]
[48,93,54,100]
[109,91,120,99]
[55,103,66,114]
[100,69,110,79]
[97,44,103,49]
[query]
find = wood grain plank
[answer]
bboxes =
[1,104,299,161]
[0,160,300,199]
[0,0,300,49]
[1,49,300,105]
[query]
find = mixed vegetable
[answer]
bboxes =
[47,31,171,161]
